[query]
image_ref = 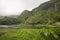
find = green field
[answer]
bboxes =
[0,28,60,40]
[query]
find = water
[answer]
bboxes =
[0,25,17,28]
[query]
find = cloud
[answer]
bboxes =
[0,0,49,16]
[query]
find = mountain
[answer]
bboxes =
[18,0,60,27]
[26,0,60,24]
[6,15,19,18]
[0,0,60,27]
[18,10,32,23]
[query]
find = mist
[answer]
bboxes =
[0,0,49,16]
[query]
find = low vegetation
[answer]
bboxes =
[0,0,60,40]
[0,28,60,40]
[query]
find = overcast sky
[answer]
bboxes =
[0,0,49,16]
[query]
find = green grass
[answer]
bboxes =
[0,28,60,40]
[54,22,60,26]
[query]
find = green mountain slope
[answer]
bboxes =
[0,0,59,27]
[18,10,32,23]
[18,0,60,27]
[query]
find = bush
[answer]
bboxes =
[0,28,60,40]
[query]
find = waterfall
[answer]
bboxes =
[54,3,58,10]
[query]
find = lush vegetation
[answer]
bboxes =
[0,0,60,40]
[0,17,20,25]
[0,0,60,28]
[0,28,60,40]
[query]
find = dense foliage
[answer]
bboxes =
[0,28,60,40]
[0,0,59,29]
[0,17,20,25]
[0,0,60,27]
[0,0,60,40]
[18,10,32,23]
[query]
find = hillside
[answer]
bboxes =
[0,0,60,40]
[0,0,60,28]
[18,10,32,23]
[17,0,60,28]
